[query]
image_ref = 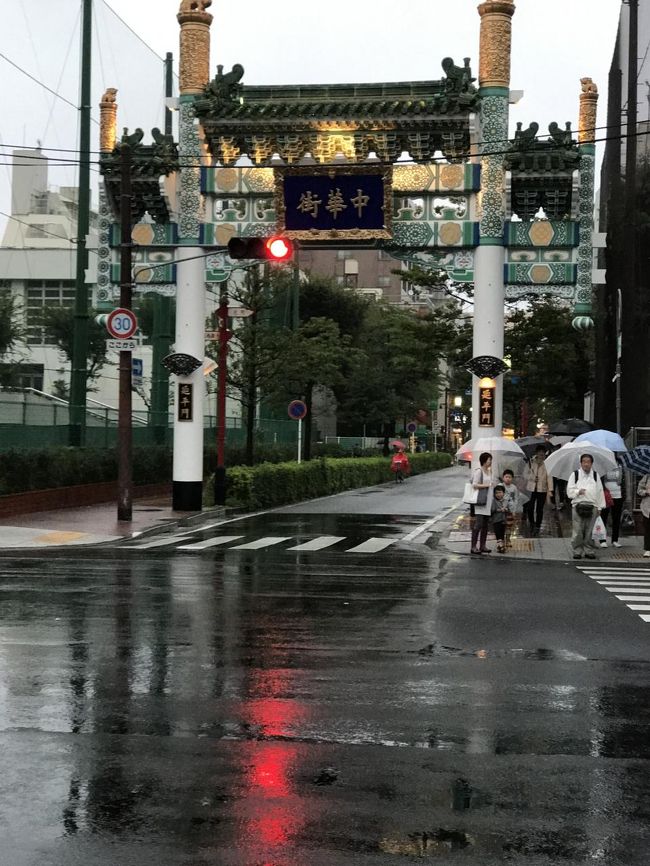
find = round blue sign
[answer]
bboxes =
[288,399,307,420]
[406,421,417,433]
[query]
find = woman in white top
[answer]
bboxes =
[470,452,494,554]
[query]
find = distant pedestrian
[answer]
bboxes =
[600,461,624,548]
[390,447,410,483]
[381,436,390,457]
[470,452,493,555]
[491,484,509,553]
[566,453,606,559]
[637,474,650,558]
[524,445,553,534]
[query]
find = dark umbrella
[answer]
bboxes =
[547,418,595,436]
[515,436,553,458]
[619,445,650,475]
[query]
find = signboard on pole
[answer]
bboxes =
[106,307,137,340]
[288,400,307,421]
[132,358,143,388]
[288,400,307,464]
[178,383,193,422]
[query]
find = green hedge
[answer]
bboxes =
[0,445,172,495]
[208,451,452,510]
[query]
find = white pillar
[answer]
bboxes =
[472,245,504,440]
[172,250,206,510]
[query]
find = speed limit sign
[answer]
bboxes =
[106,307,137,340]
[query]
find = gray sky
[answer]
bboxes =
[0,0,623,238]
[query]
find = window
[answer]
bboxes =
[344,273,358,288]
[25,280,75,345]
[377,276,392,287]
[0,363,44,390]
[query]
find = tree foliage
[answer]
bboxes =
[40,306,108,383]
[503,298,593,432]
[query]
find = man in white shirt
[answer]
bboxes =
[566,453,606,559]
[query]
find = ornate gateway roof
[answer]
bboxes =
[193,60,479,166]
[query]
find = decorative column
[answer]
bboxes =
[572,78,599,331]
[472,0,515,440]
[172,0,213,511]
[96,89,118,309]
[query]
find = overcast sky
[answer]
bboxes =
[0,0,623,238]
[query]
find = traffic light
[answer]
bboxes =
[227,235,293,261]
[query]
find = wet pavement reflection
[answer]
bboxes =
[1,534,650,864]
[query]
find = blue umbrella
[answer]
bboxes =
[620,445,650,475]
[574,429,627,452]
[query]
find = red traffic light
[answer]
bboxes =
[227,235,293,261]
[265,236,292,260]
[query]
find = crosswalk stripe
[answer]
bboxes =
[117,535,191,549]
[346,537,397,554]
[592,576,650,581]
[604,586,650,592]
[177,535,244,551]
[615,594,650,601]
[640,615,650,622]
[578,568,650,574]
[626,605,650,610]
[597,580,650,585]
[286,536,346,552]
[230,536,292,550]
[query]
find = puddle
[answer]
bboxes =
[416,642,588,661]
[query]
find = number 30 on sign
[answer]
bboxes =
[106,307,138,340]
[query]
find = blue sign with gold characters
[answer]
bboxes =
[275,165,392,240]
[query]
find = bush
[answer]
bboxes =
[206,450,452,510]
[0,445,172,495]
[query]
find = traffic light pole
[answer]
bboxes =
[214,279,230,506]
[117,143,133,522]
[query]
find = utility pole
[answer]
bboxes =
[150,52,174,444]
[117,143,133,521]
[621,0,638,433]
[214,280,230,505]
[69,0,92,446]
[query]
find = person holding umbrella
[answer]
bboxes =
[637,474,650,557]
[523,445,553,535]
[470,452,494,554]
[566,453,606,559]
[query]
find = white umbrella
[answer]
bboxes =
[544,440,618,479]
[456,436,525,462]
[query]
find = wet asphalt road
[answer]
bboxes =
[2,474,650,865]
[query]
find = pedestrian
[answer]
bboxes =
[470,452,493,554]
[566,453,606,559]
[381,435,390,457]
[524,444,553,534]
[637,473,650,558]
[600,460,624,548]
[500,468,523,548]
[491,484,509,553]
[390,447,410,483]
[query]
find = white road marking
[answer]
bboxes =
[401,504,459,542]
[605,587,650,593]
[614,595,650,602]
[177,535,244,551]
[116,535,192,549]
[230,536,292,550]
[346,537,397,554]
[593,576,650,581]
[578,568,650,574]
[286,536,346,552]
[639,615,650,622]
[626,605,650,610]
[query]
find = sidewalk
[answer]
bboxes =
[0,495,219,550]
[441,504,648,562]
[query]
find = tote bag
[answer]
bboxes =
[463,472,488,506]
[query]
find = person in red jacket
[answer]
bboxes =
[390,447,411,483]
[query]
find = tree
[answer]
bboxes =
[0,291,26,386]
[40,306,108,391]
[503,298,593,433]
